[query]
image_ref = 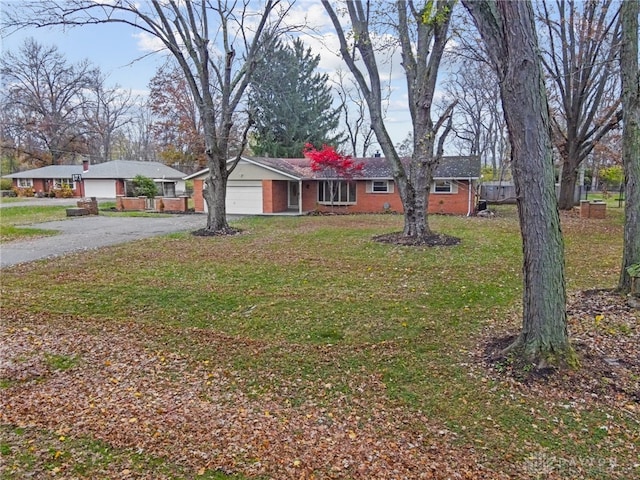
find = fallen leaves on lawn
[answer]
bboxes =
[1,308,506,479]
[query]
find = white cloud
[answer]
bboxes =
[132,31,166,53]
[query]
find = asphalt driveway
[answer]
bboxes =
[1,213,213,268]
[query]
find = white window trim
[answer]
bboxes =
[431,180,458,194]
[17,178,33,188]
[367,180,394,194]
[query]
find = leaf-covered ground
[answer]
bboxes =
[2,291,638,479]
[2,308,505,479]
[1,210,638,479]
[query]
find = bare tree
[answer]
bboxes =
[83,73,135,163]
[618,0,640,296]
[443,59,508,177]
[322,0,457,239]
[463,0,571,366]
[114,103,159,163]
[3,0,295,233]
[0,38,97,165]
[333,69,376,157]
[537,0,622,209]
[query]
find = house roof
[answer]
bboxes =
[433,156,481,179]
[83,160,186,180]
[4,165,83,179]
[184,155,481,181]
[3,160,186,180]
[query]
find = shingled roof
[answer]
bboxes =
[242,155,481,180]
[3,160,186,180]
[4,165,83,179]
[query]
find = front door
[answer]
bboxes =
[288,181,299,209]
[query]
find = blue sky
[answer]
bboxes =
[0,0,422,149]
[1,20,166,94]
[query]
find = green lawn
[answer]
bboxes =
[1,209,637,479]
[0,205,69,242]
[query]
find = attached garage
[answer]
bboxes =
[203,181,263,214]
[84,179,116,198]
[185,157,303,214]
[226,181,263,214]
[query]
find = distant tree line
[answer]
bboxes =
[0,36,348,174]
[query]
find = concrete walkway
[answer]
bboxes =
[1,214,210,268]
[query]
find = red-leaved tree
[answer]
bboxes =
[303,143,363,209]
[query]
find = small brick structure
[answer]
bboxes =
[154,196,189,212]
[116,195,189,213]
[66,197,99,217]
[66,208,89,217]
[117,196,147,211]
[580,200,606,219]
[76,197,99,215]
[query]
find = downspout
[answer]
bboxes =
[298,179,303,215]
[467,177,473,216]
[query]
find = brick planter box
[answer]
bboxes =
[155,196,189,213]
[117,196,189,212]
[580,200,606,219]
[117,196,147,211]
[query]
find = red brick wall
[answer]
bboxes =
[306,180,474,215]
[263,180,289,213]
[33,179,46,194]
[116,180,125,196]
[156,196,189,212]
[301,181,319,212]
[193,179,205,212]
[13,178,84,197]
[116,196,146,211]
[192,178,475,215]
[428,181,475,215]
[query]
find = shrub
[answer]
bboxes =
[132,175,159,198]
[13,187,35,197]
[0,178,13,190]
[53,186,75,198]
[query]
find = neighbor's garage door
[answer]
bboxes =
[225,181,263,214]
[84,180,116,198]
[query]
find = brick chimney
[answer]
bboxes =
[82,159,89,172]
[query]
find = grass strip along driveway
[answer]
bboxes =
[1,209,638,479]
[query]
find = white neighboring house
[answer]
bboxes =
[4,159,187,198]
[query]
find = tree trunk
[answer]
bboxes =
[464,0,571,366]
[203,154,230,233]
[400,174,431,237]
[618,0,640,295]
[557,158,579,209]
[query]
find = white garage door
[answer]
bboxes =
[84,180,116,198]
[226,182,263,214]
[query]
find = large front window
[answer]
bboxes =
[318,180,356,205]
[18,178,33,188]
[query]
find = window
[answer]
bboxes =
[318,180,356,204]
[372,180,389,193]
[53,178,73,189]
[156,181,176,197]
[17,178,33,188]
[433,180,453,193]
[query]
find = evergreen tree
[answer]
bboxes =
[249,38,344,158]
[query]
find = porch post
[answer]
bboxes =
[299,180,303,215]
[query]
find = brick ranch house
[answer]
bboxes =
[3,159,187,198]
[185,155,481,216]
